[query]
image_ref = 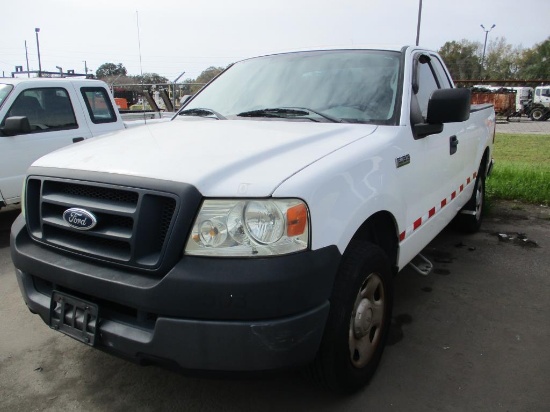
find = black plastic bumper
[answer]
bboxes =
[11,215,340,371]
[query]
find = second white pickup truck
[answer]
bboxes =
[11,46,495,393]
[0,77,152,210]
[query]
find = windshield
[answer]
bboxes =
[182,50,402,124]
[0,84,14,110]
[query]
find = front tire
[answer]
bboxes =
[309,241,393,394]
[530,108,545,121]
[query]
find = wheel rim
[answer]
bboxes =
[532,110,543,120]
[348,272,385,368]
[475,178,484,221]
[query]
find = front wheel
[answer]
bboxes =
[309,241,393,394]
[530,108,545,121]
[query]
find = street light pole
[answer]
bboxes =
[480,24,495,80]
[35,28,42,77]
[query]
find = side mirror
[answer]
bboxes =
[1,116,32,136]
[426,88,471,124]
[414,88,471,138]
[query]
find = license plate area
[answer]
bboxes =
[50,291,98,346]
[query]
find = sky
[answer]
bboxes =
[1,0,549,81]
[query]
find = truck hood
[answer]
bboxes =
[33,118,377,197]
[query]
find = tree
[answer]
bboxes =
[517,37,550,80]
[438,40,481,81]
[96,63,127,79]
[483,37,523,80]
[132,73,169,84]
[188,66,225,94]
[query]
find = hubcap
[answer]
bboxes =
[349,273,385,368]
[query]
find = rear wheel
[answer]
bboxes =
[455,166,485,233]
[309,241,393,394]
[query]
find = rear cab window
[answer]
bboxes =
[81,87,117,124]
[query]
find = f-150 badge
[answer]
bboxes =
[395,154,411,168]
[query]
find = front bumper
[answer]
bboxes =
[11,215,340,371]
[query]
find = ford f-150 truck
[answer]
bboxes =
[11,46,495,393]
[0,77,155,211]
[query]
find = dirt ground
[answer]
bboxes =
[1,200,549,411]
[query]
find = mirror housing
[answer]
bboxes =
[414,88,471,138]
[426,88,471,124]
[1,116,32,136]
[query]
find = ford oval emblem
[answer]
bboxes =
[62,208,98,231]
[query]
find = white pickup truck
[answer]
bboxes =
[11,46,495,393]
[0,77,145,210]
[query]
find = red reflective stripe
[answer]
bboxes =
[400,170,477,242]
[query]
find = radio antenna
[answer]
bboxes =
[136,11,144,77]
[136,11,147,123]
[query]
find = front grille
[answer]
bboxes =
[26,177,178,271]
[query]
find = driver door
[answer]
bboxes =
[0,85,92,203]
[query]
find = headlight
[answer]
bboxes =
[185,199,309,257]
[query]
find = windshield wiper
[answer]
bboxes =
[236,107,341,123]
[179,108,227,120]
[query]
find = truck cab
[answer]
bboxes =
[530,85,550,120]
[0,78,126,208]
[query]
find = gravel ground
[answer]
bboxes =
[495,117,550,134]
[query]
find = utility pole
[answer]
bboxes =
[416,0,423,46]
[480,24,495,80]
[35,28,42,77]
[173,71,186,111]
[83,60,88,75]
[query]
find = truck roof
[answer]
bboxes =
[255,44,417,55]
[236,45,433,62]
[0,77,105,86]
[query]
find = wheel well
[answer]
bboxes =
[349,211,399,274]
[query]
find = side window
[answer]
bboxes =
[81,87,117,124]
[0,84,14,109]
[3,88,77,133]
[416,59,439,118]
[431,57,453,89]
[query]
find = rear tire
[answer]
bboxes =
[455,166,485,233]
[309,241,393,394]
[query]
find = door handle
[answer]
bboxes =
[450,135,458,155]
[72,137,84,143]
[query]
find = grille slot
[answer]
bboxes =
[26,177,178,271]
